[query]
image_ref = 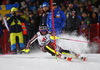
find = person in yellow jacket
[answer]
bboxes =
[7,7,26,54]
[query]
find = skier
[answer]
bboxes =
[26,25,82,60]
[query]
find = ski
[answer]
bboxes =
[65,56,86,61]
[57,54,72,61]
[71,56,87,61]
[80,57,86,61]
[57,54,86,62]
[66,57,72,61]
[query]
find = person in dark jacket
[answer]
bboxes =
[47,2,66,36]
[27,10,40,40]
[7,7,25,53]
[91,12,98,24]
[65,2,82,34]
[80,11,91,38]
[39,2,50,26]
[18,9,28,47]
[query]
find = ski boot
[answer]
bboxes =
[58,54,72,61]
[19,47,30,54]
[11,49,17,54]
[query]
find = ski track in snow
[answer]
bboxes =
[0,51,100,70]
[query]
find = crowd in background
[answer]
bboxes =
[0,0,100,53]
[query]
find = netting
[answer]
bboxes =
[79,23,99,42]
[0,29,11,54]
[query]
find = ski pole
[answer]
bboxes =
[50,36,93,44]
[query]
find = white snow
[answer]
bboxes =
[0,51,100,70]
[0,34,100,70]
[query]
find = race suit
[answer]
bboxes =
[26,31,65,56]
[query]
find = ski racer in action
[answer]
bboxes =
[26,25,85,60]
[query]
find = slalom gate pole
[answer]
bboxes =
[50,0,57,60]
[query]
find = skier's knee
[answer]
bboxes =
[61,50,70,53]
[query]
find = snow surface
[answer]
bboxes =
[0,51,100,70]
[0,34,100,70]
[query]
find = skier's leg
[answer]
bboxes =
[44,46,59,56]
[60,50,77,58]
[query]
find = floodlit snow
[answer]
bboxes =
[0,51,100,70]
[0,34,100,70]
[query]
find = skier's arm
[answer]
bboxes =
[26,34,38,49]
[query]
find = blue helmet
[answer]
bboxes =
[42,2,49,8]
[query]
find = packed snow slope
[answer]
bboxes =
[0,51,100,70]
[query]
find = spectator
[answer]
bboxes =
[38,5,43,16]
[91,12,98,24]
[84,1,88,9]
[79,2,87,14]
[7,7,25,54]
[86,0,92,13]
[20,1,27,10]
[27,10,40,40]
[18,9,29,21]
[24,6,30,16]
[93,8,99,13]
[35,1,40,8]
[94,0,100,8]
[40,2,50,25]
[47,2,66,36]
[81,11,91,26]
[65,2,81,34]
[81,11,91,35]
[28,1,37,11]
[80,0,87,2]
[18,9,28,46]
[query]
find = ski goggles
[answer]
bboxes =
[40,29,47,32]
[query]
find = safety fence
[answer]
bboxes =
[0,29,11,54]
[79,23,99,41]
